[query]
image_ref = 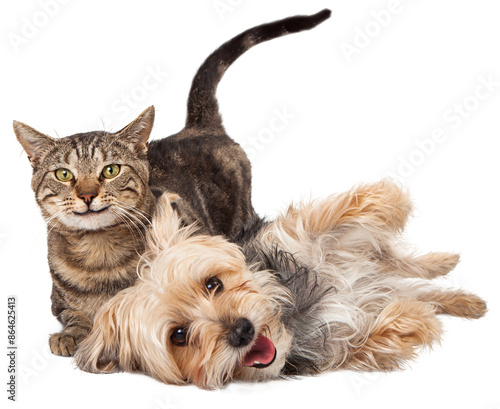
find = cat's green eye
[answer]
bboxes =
[102,164,121,179]
[55,168,74,182]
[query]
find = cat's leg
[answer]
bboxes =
[49,285,92,356]
[49,309,92,357]
[344,299,442,371]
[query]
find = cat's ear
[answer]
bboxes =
[13,121,57,165]
[115,106,155,154]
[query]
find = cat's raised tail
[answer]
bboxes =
[184,9,331,132]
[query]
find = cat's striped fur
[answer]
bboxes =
[14,9,332,356]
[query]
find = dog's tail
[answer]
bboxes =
[184,9,331,132]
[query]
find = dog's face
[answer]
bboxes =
[75,194,289,388]
[158,248,279,387]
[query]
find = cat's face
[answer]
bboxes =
[14,107,155,232]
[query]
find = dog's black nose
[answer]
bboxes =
[229,318,255,348]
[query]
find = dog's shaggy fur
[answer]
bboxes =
[74,181,487,388]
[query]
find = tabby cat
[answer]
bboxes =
[13,9,331,357]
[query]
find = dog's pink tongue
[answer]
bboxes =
[242,335,276,368]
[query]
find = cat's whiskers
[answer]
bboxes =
[45,210,66,236]
[113,206,148,244]
[100,119,112,134]
[119,206,150,230]
[109,208,143,243]
[103,131,124,152]
[114,200,152,223]
[44,208,65,224]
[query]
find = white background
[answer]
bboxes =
[1,1,499,408]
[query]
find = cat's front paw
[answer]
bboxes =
[49,330,86,357]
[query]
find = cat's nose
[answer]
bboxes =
[76,180,100,205]
[78,193,97,205]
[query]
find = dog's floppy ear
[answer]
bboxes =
[74,296,124,374]
[74,282,186,385]
[147,192,198,253]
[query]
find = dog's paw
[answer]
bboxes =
[452,293,488,319]
[430,291,488,319]
[49,331,85,357]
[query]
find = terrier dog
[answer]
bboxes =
[74,180,487,388]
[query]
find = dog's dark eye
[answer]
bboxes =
[171,327,188,346]
[206,277,223,294]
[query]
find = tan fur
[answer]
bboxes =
[345,299,442,371]
[75,181,487,388]
[376,251,460,279]
[268,180,413,242]
[416,289,487,318]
